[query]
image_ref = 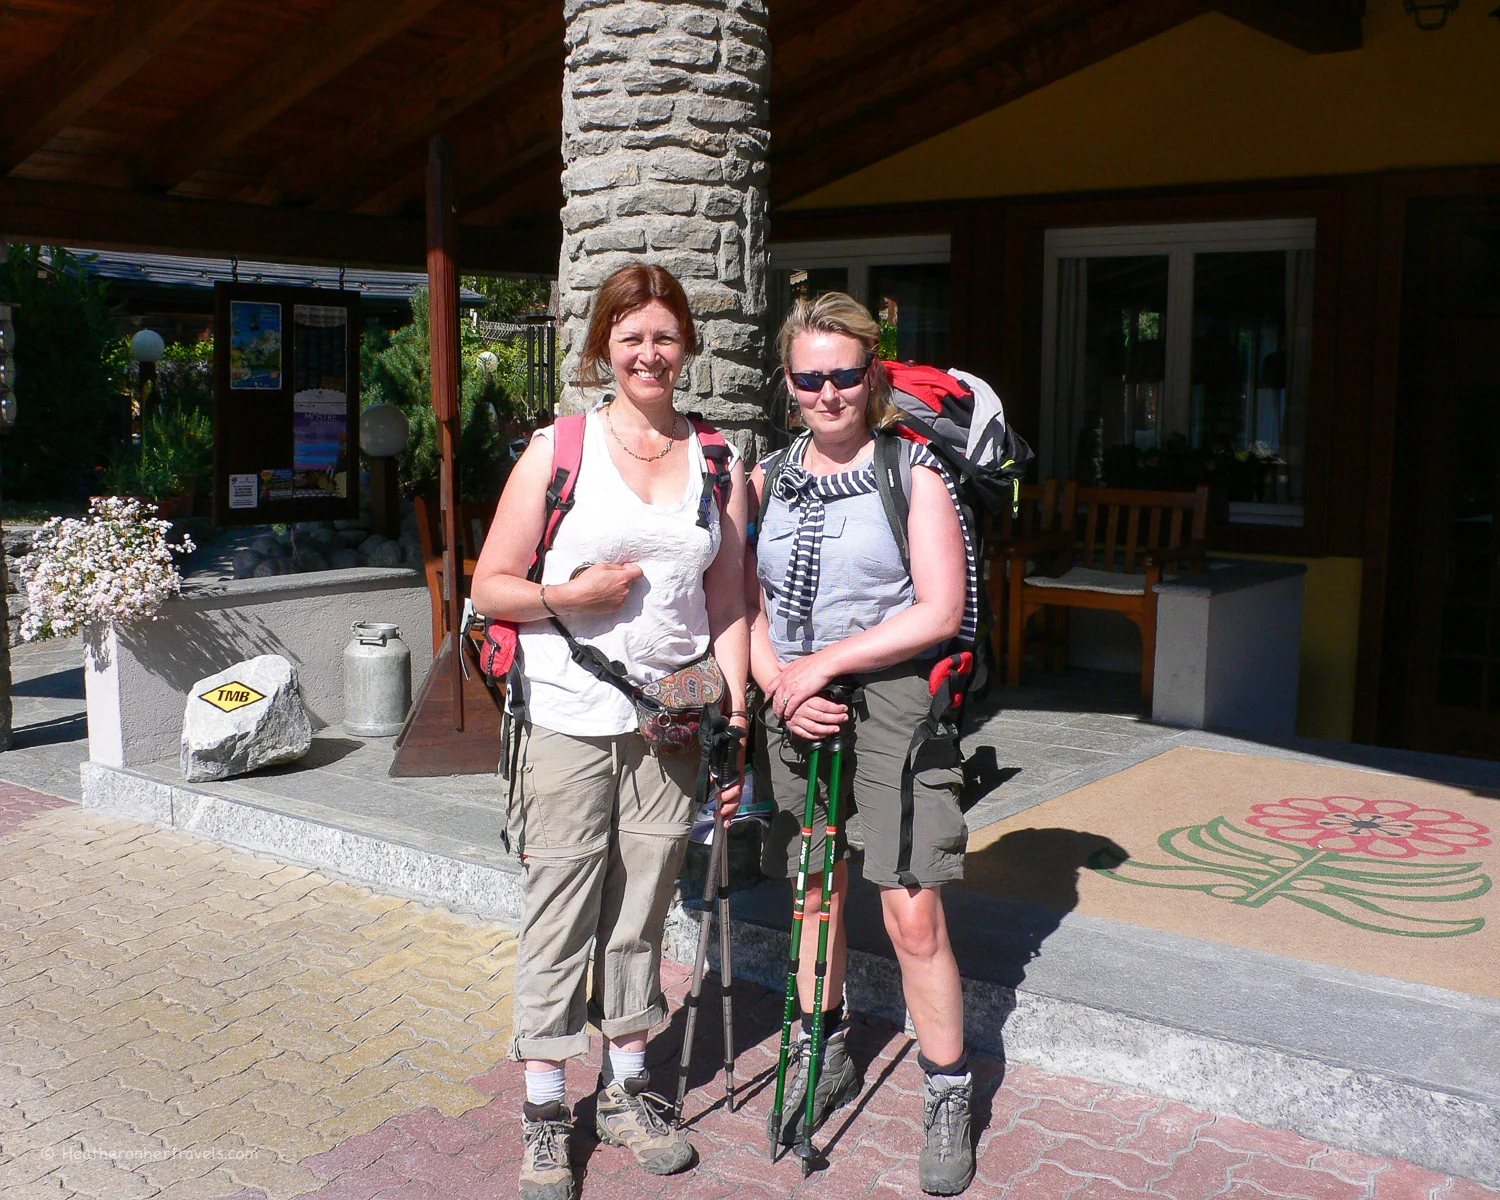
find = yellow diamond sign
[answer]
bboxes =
[198,682,266,713]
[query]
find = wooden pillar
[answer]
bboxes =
[426,132,464,731]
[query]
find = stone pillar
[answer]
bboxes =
[558,0,771,456]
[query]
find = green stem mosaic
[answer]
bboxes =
[1092,818,1491,937]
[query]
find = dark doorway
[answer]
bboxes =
[1390,197,1500,758]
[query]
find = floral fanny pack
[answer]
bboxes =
[633,653,725,757]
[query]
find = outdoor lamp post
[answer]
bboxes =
[129,328,165,433]
[360,403,410,538]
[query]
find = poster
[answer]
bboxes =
[292,305,349,497]
[228,474,258,509]
[229,302,282,389]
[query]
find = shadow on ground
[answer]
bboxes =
[10,666,84,700]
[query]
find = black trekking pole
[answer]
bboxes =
[769,683,854,1168]
[672,717,745,1126]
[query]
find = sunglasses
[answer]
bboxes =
[787,361,870,392]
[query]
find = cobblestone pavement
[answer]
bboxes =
[1,781,1495,1200]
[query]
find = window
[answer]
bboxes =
[769,236,951,435]
[1041,219,1316,527]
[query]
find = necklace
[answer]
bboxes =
[604,402,680,462]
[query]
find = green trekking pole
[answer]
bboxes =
[769,733,822,1162]
[793,683,854,1177]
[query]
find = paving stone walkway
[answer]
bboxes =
[1,781,1495,1200]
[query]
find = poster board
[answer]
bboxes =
[213,282,361,524]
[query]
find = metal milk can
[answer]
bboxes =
[343,622,411,737]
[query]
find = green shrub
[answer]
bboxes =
[0,245,128,500]
[360,289,522,502]
[100,403,213,500]
[153,338,214,415]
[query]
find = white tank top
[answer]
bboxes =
[516,409,733,737]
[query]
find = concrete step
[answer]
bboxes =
[80,757,1499,1186]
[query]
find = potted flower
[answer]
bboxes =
[20,496,195,645]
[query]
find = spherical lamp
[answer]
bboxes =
[477,350,499,375]
[359,403,410,458]
[129,329,165,363]
[360,403,410,538]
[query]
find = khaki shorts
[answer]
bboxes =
[508,724,699,1063]
[757,662,967,890]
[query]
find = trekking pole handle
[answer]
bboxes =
[710,720,746,792]
[822,680,857,754]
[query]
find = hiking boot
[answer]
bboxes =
[919,1073,975,1195]
[594,1074,695,1175]
[520,1101,575,1200]
[767,1026,861,1146]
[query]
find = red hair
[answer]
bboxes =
[575,262,698,388]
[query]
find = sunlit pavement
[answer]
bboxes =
[0,782,1494,1200]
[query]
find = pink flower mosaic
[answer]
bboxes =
[1246,795,1491,859]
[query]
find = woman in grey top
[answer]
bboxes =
[747,291,976,1195]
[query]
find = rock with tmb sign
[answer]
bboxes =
[182,654,313,782]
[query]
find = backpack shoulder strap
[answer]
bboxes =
[688,416,733,530]
[754,445,790,546]
[873,430,913,573]
[527,412,587,582]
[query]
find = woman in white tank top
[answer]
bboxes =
[471,264,748,1196]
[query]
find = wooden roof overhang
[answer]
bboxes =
[0,0,1362,274]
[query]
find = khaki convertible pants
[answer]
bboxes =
[509,724,699,1063]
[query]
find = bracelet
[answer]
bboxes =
[539,584,559,618]
[727,709,749,718]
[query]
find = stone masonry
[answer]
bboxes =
[557,0,771,455]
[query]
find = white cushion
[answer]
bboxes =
[1026,567,1147,596]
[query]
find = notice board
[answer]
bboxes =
[213,282,361,525]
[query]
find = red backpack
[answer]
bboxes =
[477,410,733,687]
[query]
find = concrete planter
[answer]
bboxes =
[84,566,432,769]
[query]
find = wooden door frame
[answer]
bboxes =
[1356,166,1500,746]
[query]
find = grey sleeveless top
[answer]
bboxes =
[757,441,916,661]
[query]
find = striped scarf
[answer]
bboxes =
[771,437,879,630]
[770,434,980,646]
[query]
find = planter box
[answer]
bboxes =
[84,566,432,768]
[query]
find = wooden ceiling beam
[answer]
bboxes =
[774,0,984,94]
[1209,0,1363,53]
[341,83,561,219]
[775,0,1124,163]
[457,139,560,222]
[769,0,885,65]
[0,0,225,173]
[0,175,557,274]
[461,160,563,232]
[772,0,1206,205]
[233,5,562,208]
[131,0,446,192]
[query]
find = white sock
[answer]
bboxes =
[525,1066,566,1107]
[607,1046,646,1082]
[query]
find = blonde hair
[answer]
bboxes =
[775,291,897,431]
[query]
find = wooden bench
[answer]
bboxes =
[1003,483,1210,704]
[984,479,1071,669]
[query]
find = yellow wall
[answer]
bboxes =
[1219,555,1363,742]
[792,1,1500,208]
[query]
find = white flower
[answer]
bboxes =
[20,503,194,642]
